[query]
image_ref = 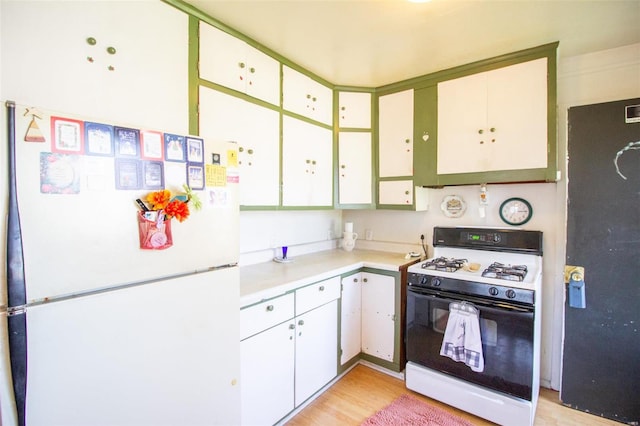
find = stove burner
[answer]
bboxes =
[422,257,468,272]
[482,262,528,282]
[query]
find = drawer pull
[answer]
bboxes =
[266,305,274,312]
[319,285,325,291]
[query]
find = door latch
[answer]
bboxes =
[564,265,586,309]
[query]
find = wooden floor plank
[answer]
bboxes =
[285,364,620,425]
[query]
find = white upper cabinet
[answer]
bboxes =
[378,89,414,178]
[282,116,333,207]
[282,65,333,125]
[339,92,372,128]
[437,57,548,175]
[199,87,280,207]
[338,132,372,205]
[199,22,280,106]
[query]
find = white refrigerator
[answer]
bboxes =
[1,101,241,426]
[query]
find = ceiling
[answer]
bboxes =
[184,0,640,88]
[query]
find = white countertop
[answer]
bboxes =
[240,249,422,307]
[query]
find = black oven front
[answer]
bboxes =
[406,277,535,401]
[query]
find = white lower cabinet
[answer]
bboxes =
[361,273,396,362]
[295,300,338,405]
[240,277,340,425]
[340,273,362,364]
[241,321,295,426]
[340,271,396,365]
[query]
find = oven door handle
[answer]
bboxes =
[407,287,534,313]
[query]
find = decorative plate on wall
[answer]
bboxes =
[440,195,467,218]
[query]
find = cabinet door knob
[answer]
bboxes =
[249,67,255,74]
[247,149,254,154]
[266,305,274,312]
[238,62,246,69]
[239,147,244,152]
[490,127,496,132]
[341,164,346,169]
[405,139,410,143]
[405,190,410,195]
[318,285,325,291]
[289,324,296,330]
[363,278,368,283]
[353,278,358,283]
[298,319,305,326]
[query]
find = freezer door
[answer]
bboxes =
[24,268,240,425]
[13,104,240,302]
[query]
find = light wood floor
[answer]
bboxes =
[285,364,620,425]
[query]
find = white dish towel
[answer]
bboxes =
[439,302,485,372]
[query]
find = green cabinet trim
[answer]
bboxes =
[375,41,559,94]
[413,85,438,186]
[166,0,333,88]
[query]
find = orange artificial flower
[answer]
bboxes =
[146,190,171,210]
[164,199,190,222]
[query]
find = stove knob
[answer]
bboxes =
[506,289,517,299]
[489,287,499,296]
[431,277,441,287]
[420,276,429,285]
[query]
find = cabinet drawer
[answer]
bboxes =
[296,276,340,315]
[240,293,294,340]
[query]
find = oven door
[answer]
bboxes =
[406,285,535,400]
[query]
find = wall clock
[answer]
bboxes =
[499,197,533,226]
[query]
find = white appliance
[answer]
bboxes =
[405,227,543,426]
[1,101,241,426]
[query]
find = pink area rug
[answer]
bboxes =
[361,394,475,426]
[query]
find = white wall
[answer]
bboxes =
[239,210,342,265]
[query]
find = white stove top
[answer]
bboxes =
[408,247,542,291]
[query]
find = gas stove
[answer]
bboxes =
[408,227,543,294]
[406,227,544,425]
[406,227,544,320]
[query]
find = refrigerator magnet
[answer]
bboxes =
[140,130,164,161]
[187,163,205,190]
[51,116,84,154]
[186,137,204,164]
[84,122,114,157]
[142,161,164,190]
[164,133,186,162]
[114,127,140,158]
[115,158,142,190]
[40,152,81,194]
